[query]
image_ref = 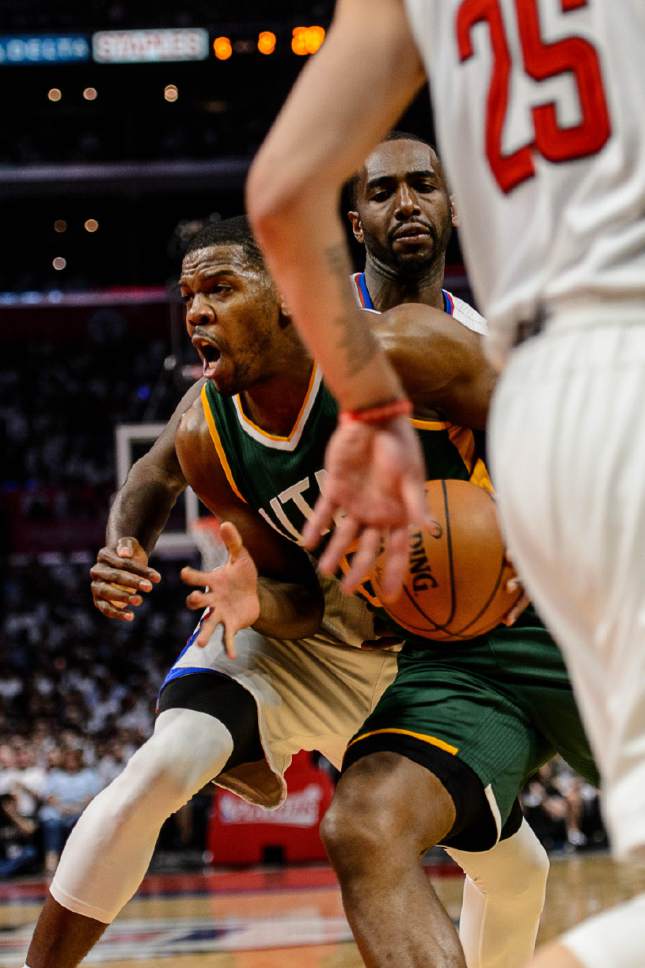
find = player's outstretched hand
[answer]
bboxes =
[303,414,436,602]
[90,537,161,622]
[181,521,260,658]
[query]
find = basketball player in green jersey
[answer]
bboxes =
[23,216,525,968]
[176,219,596,968]
[28,214,589,968]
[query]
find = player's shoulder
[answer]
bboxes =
[373,302,480,377]
[175,385,234,500]
[177,389,208,443]
[376,301,464,339]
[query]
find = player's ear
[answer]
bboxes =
[348,211,365,244]
[450,194,459,228]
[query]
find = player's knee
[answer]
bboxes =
[450,819,549,907]
[88,711,233,834]
[324,753,454,871]
[488,840,548,917]
[106,736,209,824]
[322,773,433,870]
[499,823,549,905]
[522,836,549,899]
[321,795,392,873]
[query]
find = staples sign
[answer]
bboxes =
[93,28,209,64]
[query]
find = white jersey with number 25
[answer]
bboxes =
[404,0,645,364]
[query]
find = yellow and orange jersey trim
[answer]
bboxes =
[233,364,322,451]
[347,727,458,756]
[411,415,494,495]
[200,385,247,504]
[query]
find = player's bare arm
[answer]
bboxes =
[378,302,528,623]
[175,398,324,652]
[374,303,497,428]
[247,0,424,411]
[247,1,429,594]
[313,305,495,589]
[320,305,497,593]
[90,379,204,622]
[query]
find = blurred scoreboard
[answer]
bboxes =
[0,29,209,66]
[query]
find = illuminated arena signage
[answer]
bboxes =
[93,28,209,63]
[0,34,90,65]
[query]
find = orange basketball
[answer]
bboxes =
[371,479,524,642]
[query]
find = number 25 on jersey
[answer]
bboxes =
[457,0,612,193]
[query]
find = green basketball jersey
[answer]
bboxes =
[200,366,491,615]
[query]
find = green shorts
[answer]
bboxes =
[342,606,598,850]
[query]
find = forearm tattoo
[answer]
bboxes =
[324,243,379,378]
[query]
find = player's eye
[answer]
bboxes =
[204,283,232,297]
[180,292,192,304]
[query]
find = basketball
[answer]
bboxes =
[371,479,524,642]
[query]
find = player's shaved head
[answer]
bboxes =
[346,131,444,209]
[184,215,265,273]
[347,133,453,277]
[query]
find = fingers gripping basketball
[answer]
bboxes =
[371,479,525,642]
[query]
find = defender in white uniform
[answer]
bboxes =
[247,2,645,966]
[405,4,645,967]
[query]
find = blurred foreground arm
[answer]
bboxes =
[247,0,429,596]
[247,0,424,411]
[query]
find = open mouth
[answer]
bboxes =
[192,336,222,377]
[201,345,222,378]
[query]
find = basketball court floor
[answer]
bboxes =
[2,854,644,966]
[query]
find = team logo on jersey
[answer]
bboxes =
[259,469,328,544]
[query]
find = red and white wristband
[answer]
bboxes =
[340,397,413,426]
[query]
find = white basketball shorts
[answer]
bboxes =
[489,302,645,861]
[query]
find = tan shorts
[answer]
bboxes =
[163,578,400,807]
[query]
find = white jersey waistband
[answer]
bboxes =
[544,294,645,334]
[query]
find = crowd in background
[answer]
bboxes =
[522,760,606,853]
[0,555,200,878]
[1,308,174,498]
[0,554,607,879]
[0,307,607,879]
